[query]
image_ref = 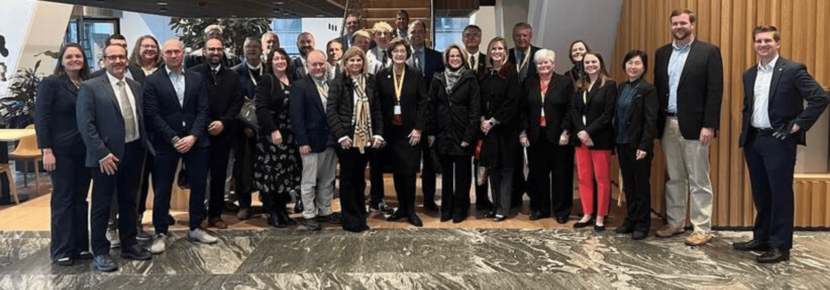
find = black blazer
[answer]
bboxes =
[519,73,573,146]
[478,64,521,169]
[421,47,445,82]
[428,69,481,156]
[34,75,86,156]
[289,57,307,82]
[739,57,830,147]
[189,63,244,139]
[654,40,724,139]
[326,72,383,142]
[615,79,659,153]
[572,79,618,150]
[289,74,334,152]
[76,74,154,167]
[255,74,291,136]
[508,45,541,83]
[231,62,264,100]
[468,51,487,77]
[376,65,429,134]
[143,66,211,151]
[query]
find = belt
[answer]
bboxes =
[750,127,775,135]
[665,112,677,117]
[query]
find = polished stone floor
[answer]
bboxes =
[2,228,830,289]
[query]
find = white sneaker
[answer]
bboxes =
[106,229,121,248]
[149,233,167,254]
[187,229,218,244]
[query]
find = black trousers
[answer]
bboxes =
[208,136,234,219]
[136,151,154,220]
[336,147,370,230]
[50,153,91,260]
[393,174,417,215]
[528,138,574,219]
[234,133,257,209]
[745,129,796,250]
[153,146,209,233]
[473,158,491,206]
[90,141,142,255]
[368,147,386,206]
[439,154,472,218]
[420,142,437,205]
[617,143,653,232]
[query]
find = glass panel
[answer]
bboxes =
[82,21,116,71]
[434,17,469,52]
[64,18,79,44]
[273,18,302,57]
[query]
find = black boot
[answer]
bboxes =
[279,194,297,225]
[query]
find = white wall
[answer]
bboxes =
[120,11,178,50]
[470,6,497,49]
[300,18,341,51]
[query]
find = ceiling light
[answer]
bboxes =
[159,7,168,13]
[273,1,284,4]
[155,1,168,5]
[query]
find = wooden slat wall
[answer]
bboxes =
[612,0,830,227]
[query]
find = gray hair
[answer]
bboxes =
[534,48,555,63]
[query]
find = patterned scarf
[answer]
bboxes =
[351,75,373,154]
[444,66,466,95]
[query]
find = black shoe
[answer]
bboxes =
[223,201,239,212]
[733,239,771,252]
[386,210,406,221]
[92,254,117,272]
[136,226,152,241]
[494,216,506,222]
[316,213,342,224]
[594,224,606,232]
[528,211,549,221]
[632,231,648,240]
[294,199,304,214]
[483,211,496,218]
[573,221,591,229]
[370,202,395,214]
[167,214,176,226]
[452,214,467,224]
[423,201,439,212]
[475,201,494,211]
[407,214,423,227]
[279,211,298,226]
[757,248,790,264]
[615,223,634,234]
[75,251,93,260]
[305,218,321,231]
[440,215,452,222]
[56,257,73,266]
[268,211,285,228]
[556,216,568,224]
[120,244,152,260]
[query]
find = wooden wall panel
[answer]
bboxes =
[613,0,830,227]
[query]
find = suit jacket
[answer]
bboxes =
[76,73,154,167]
[184,48,240,69]
[739,57,830,146]
[377,65,429,134]
[519,73,573,146]
[231,61,265,99]
[143,66,211,151]
[255,74,291,136]
[326,72,383,142]
[34,74,87,156]
[289,57,307,81]
[289,74,334,152]
[409,46,444,82]
[508,45,541,83]
[189,62,244,139]
[654,40,724,139]
[467,51,487,77]
[615,79,659,153]
[337,34,351,51]
[91,64,147,83]
[572,79,618,150]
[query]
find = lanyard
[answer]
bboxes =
[247,65,263,86]
[393,67,405,102]
[540,79,549,105]
[516,47,531,72]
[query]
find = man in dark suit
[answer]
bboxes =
[653,9,723,247]
[231,37,265,220]
[190,38,244,229]
[462,24,491,211]
[335,13,361,51]
[144,38,218,254]
[289,32,316,81]
[734,25,829,263]
[76,44,153,271]
[406,19,444,211]
[289,49,341,231]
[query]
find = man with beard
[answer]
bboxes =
[184,25,239,69]
[289,50,341,230]
[290,32,316,81]
[336,13,360,51]
[653,9,723,247]
[189,38,244,229]
[231,37,265,220]
[261,32,280,61]
[367,22,394,75]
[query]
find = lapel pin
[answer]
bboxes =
[387,74,391,79]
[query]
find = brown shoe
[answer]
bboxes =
[655,224,685,238]
[208,218,228,229]
[236,208,251,220]
[685,232,714,246]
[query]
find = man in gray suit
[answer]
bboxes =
[77,44,154,272]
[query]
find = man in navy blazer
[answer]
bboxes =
[76,44,153,271]
[143,38,218,254]
[507,22,541,84]
[289,50,340,231]
[406,19,444,211]
[734,26,829,263]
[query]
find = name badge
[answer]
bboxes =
[394,105,401,115]
[540,108,545,117]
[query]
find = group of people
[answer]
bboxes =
[35,7,827,272]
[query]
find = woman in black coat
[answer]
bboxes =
[428,44,480,223]
[614,50,658,240]
[478,37,520,221]
[327,47,384,232]
[376,38,428,227]
[35,43,92,266]
[254,48,302,228]
[571,51,618,231]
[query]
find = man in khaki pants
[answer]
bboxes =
[653,8,724,246]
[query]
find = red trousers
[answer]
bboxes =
[575,145,612,216]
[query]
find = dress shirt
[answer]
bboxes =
[667,37,694,113]
[106,71,140,143]
[751,55,779,129]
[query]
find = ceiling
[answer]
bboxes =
[41,0,348,18]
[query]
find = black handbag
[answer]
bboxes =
[237,96,259,130]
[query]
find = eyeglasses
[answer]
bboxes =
[206,47,224,52]
[140,44,158,49]
[463,33,481,39]
[105,55,127,61]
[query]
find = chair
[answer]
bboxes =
[0,164,20,204]
[9,124,41,195]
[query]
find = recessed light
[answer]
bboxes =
[159,7,168,13]
[155,1,168,5]
[283,11,289,15]
[317,14,324,17]
[272,1,284,4]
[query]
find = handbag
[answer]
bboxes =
[237,96,259,130]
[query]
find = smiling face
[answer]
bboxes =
[297,33,315,57]
[670,13,695,41]
[535,56,554,76]
[205,38,224,66]
[139,38,158,64]
[345,55,364,75]
[327,41,343,63]
[354,35,370,52]
[62,46,85,73]
[583,53,601,77]
[753,31,780,60]
[570,42,587,63]
[271,51,288,73]
[625,56,644,79]
[396,12,409,30]
[489,40,506,64]
[390,44,408,65]
[447,48,464,69]
[513,27,532,50]
[374,30,391,49]
[104,45,128,78]
[306,50,327,79]
[345,16,360,34]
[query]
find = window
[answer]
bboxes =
[64,17,120,71]
[433,17,469,52]
[273,18,302,57]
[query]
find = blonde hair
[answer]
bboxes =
[372,21,393,34]
[340,47,367,76]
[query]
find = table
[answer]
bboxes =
[0,128,36,204]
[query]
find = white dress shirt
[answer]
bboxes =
[106,71,140,143]
[751,55,779,129]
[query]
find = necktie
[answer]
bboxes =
[211,69,218,84]
[117,81,138,141]
[413,50,421,72]
[518,50,525,64]
[469,54,474,69]
[381,51,388,68]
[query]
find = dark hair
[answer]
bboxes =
[397,9,409,18]
[463,25,482,35]
[244,37,261,47]
[513,22,533,34]
[576,51,612,92]
[568,40,591,64]
[105,34,127,47]
[129,35,161,67]
[266,47,292,84]
[347,12,361,19]
[326,38,343,50]
[53,43,91,79]
[387,37,411,59]
[670,8,696,23]
[752,25,781,41]
[622,49,649,77]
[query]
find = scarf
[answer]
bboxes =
[444,66,466,95]
[350,74,373,154]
